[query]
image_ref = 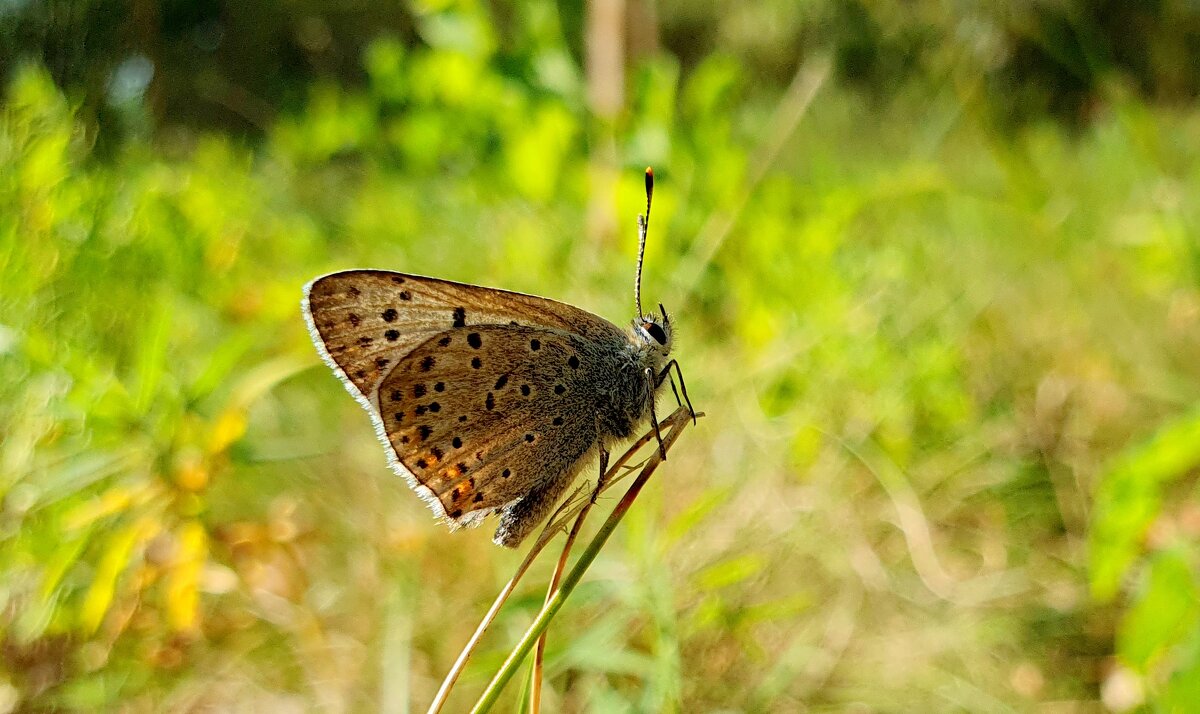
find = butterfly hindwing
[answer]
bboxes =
[378,324,601,530]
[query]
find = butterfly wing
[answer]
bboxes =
[302,270,627,536]
[303,271,625,400]
[375,324,604,541]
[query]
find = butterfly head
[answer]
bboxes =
[633,303,673,364]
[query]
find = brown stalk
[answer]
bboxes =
[469,407,699,713]
[427,407,697,713]
[424,486,586,714]
[526,411,683,710]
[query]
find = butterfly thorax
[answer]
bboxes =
[584,311,673,443]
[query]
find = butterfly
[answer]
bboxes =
[302,168,692,547]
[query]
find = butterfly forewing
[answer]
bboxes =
[304,271,625,402]
[303,271,626,532]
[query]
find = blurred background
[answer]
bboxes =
[2,0,1200,711]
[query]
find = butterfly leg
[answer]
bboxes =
[590,447,610,505]
[645,367,668,460]
[654,360,679,398]
[656,359,696,424]
[665,369,683,408]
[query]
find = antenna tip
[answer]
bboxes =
[644,167,654,193]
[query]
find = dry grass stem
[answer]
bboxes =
[426,407,698,713]
[469,407,700,713]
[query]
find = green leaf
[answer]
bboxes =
[1090,408,1200,601]
[693,553,767,590]
[1116,549,1200,671]
[1162,634,1200,712]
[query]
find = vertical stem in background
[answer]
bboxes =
[130,0,162,119]
[627,0,660,58]
[379,578,414,714]
[585,0,626,117]
[585,0,626,246]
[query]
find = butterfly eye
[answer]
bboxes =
[645,322,668,345]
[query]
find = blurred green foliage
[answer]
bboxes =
[6,0,1200,146]
[1,0,1200,711]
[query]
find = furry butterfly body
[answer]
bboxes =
[303,270,675,547]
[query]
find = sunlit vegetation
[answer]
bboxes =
[2,1,1199,710]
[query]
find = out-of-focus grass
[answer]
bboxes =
[1,27,1199,714]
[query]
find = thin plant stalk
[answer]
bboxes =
[527,451,607,714]
[426,410,690,713]
[468,408,699,714]
[425,486,585,714]
[530,407,697,712]
[527,409,697,709]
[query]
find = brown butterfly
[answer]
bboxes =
[302,169,692,546]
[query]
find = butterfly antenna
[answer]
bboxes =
[635,167,654,318]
